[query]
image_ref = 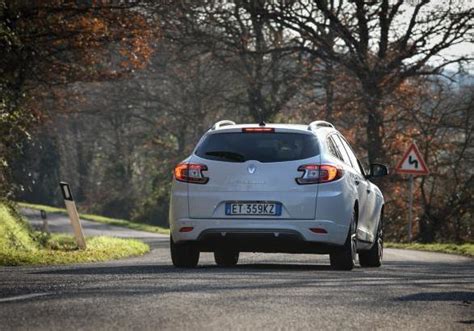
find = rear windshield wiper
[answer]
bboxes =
[205,151,245,162]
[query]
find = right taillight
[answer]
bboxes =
[296,164,343,184]
[174,163,209,184]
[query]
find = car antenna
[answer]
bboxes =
[259,121,266,127]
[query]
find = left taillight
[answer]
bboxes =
[174,163,209,184]
[296,164,343,185]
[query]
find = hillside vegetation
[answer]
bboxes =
[0,203,149,266]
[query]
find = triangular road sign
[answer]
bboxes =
[396,142,429,175]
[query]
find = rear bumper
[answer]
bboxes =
[171,218,349,252]
[195,229,344,254]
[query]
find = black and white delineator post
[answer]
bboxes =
[59,182,86,249]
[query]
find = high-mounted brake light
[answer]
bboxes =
[242,127,275,133]
[174,163,209,184]
[296,164,343,184]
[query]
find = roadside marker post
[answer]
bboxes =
[40,209,49,233]
[59,182,87,249]
[395,142,429,242]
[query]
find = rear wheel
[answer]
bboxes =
[214,249,239,267]
[359,218,383,268]
[330,210,357,271]
[170,236,199,268]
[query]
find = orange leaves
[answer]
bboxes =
[119,36,154,70]
[14,2,158,84]
[78,16,107,35]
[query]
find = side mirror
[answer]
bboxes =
[367,163,388,179]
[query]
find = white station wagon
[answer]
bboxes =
[169,120,388,270]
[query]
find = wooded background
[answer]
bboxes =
[1,1,472,242]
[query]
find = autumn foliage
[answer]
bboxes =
[1,0,157,197]
[2,1,472,243]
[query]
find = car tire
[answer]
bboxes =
[170,236,199,268]
[330,210,357,271]
[214,249,239,267]
[359,218,383,268]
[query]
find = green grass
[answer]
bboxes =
[0,203,149,266]
[385,242,474,257]
[17,202,473,258]
[18,202,170,235]
[0,203,37,252]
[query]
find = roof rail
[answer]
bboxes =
[308,120,335,131]
[211,120,236,130]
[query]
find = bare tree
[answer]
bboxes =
[266,0,472,162]
[0,0,157,197]
[415,82,473,242]
[152,1,308,122]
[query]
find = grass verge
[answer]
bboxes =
[385,242,474,257]
[18,202,170,235]
[1,203,149,266]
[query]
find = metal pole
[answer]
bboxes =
[408,175,413,242]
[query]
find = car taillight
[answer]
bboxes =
[296,164,343,184]
[242,127,275,133]
[174,163,209,184]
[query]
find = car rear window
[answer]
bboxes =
[195,132,320,163]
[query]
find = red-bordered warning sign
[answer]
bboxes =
[395,142,429,175]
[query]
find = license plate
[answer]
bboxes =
[225,202,282,216]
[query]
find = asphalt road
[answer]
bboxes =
[0,209,472,330]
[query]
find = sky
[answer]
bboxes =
[401,0,473,73]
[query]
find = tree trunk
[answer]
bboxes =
[362,87,385,164]
[324,61,334,122]
[418,215,435,242]
[248,1,267,123]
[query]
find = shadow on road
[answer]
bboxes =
[236,263,333,271]
[34,263,333,275]
[32,257,474,276]
[23,265,474,309]
[396,291,474,302]
[29,259,474,296]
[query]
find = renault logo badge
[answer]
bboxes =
[248,164,256,174]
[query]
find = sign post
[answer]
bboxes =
[395,142,429,242]
[408,175,413,241]
[59,182,86,249]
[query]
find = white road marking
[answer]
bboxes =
[0,293,51,303]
